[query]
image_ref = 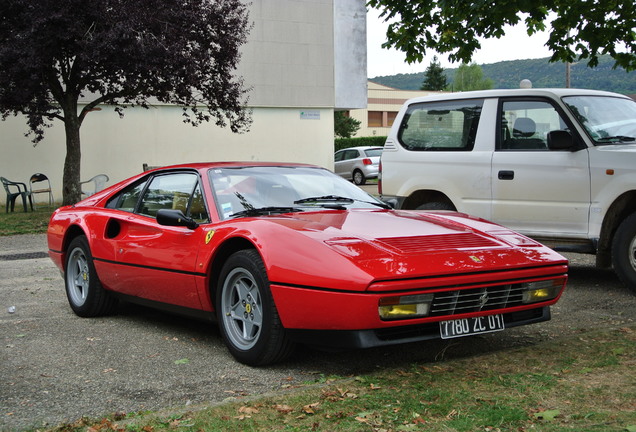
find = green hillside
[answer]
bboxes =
[370,55,636,94]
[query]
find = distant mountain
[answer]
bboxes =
[370,55,636,95]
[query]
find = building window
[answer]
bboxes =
[368,111,382,127]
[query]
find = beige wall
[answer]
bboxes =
[0,0,368,206]
[1,106,334,205]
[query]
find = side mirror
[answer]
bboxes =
[157,209,199,230]
[547,130,575,151]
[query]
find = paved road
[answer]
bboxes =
[1,234,635,431]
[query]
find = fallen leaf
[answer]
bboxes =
[275,404,294,414]
[303,402,320,414]
[174,358,189,365]
[239,406,259,415]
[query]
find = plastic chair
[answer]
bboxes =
[80,174,109,197]
[1,176,33,212]
[29,173,54,208]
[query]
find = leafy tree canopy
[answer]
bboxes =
[447,63,494,92]
[367,0,636,71]
[334,111,361,139]
[421,56,447,90]
[0,0,251,204]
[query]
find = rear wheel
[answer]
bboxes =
[612,213,636,294]
[353,169,366,185]
[416,201,455,211]
[216,249,294,365]
[65,236,117,317]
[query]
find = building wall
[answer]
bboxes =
[0,0,365,206]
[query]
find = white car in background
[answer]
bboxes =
[334,146,383,185]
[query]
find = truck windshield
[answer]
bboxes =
[563,95,636,144]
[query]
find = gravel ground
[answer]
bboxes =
[1,234,635,431]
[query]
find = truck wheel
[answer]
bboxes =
[612,212,636,294]
[416,201,455,211]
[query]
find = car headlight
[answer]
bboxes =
[521,279,563,304]
[379,294,434,320]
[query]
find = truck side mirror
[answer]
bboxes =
[547,130,575,151]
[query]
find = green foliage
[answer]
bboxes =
[447,63,494,91]
[334,111,361,138]
[367,0,636,71]
[335,136,387,152]
[370,55,636,94]
[421,56,447,90]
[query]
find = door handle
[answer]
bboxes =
[498,170,514,180]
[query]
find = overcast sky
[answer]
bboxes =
[366,7,553,78]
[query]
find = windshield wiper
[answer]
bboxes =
[229,206,301,218]
[596,135,636,143]
[294,195,391,209]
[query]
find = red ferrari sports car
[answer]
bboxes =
[48,162,568,365]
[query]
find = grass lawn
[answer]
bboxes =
[0,206,55,236]
[40,327,636,432]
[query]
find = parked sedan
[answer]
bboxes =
[48,162,568,366]
[334,146,383,185]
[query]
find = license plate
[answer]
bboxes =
[439,314,505,339]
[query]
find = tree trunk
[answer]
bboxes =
[62,110,82,206]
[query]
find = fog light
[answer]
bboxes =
[379,294,433,320]
[522,279,562,304]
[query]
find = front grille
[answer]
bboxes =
[429,284,524,316]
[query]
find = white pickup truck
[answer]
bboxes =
[379,88,636,293]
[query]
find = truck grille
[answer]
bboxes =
[429,284,523,316]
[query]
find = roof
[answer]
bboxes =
[403,88,630,105]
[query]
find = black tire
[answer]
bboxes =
[416,201,455,211]
[353,169,366,185]
[65,236,118,317]
[612,212,636,294]
[216,249,294,365]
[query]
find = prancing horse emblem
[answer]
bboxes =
[477,292,489,310]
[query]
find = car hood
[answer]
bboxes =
[248,209,566,290]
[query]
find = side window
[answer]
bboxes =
[344,149,358,160]
[499,100,569,151]
[397,99,483,151]
[137,173,205,220]
[189,183,209,223]
[107,180,147,212]
[334,150,345,162]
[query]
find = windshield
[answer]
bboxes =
[563,95,636,144]
[208,166,384,220]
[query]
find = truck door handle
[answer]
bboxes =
[498,170,514,180]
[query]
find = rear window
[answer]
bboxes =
[364,148,383,157]
[397,99,483,151]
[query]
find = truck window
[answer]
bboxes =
[397,100,483,151]
[498,100,569,151]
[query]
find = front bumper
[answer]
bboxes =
[286,307,550,349]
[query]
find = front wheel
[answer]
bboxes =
[612,212,636,294]
[216,249,294,365]
[65,236,118,317]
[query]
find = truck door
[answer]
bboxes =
[491,98,591,237]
